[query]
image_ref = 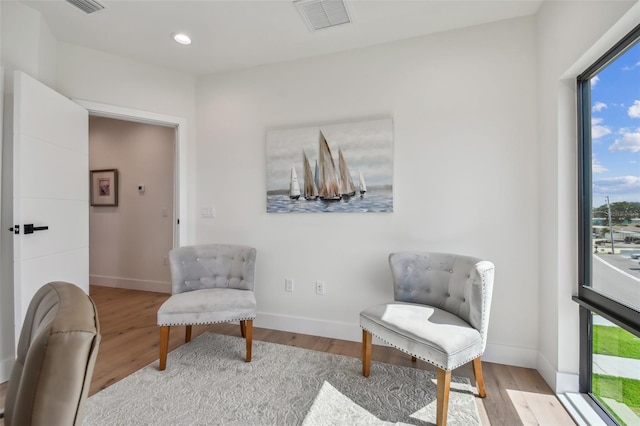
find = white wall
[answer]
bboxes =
[535,0,638,392]
[196,17,540,367]
[0,2,56,90]
[89,117,175,293]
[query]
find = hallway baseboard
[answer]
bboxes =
[90,275,170,294]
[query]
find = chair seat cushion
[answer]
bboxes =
[360,302,482,370]
[157,288,257,326]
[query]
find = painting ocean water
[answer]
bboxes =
[267,190,392,213]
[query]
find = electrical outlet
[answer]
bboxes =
[315,280,325,295]
[285,278,294,292]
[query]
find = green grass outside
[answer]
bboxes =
[592,323,640,423]
[593,374,640,420]
[593,324,640,360]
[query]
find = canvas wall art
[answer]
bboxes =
[266,118,393,213]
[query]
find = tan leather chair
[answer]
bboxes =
[1,282,101,426]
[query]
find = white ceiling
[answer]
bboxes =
[19,0,543,76]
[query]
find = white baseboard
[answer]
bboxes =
[537,351,579,393]
[555,371,580,393]
[1,356,15,383]
[90,275,171,294]
[256,312,539,369]
[483,342,538,368]
[256,312,361,342]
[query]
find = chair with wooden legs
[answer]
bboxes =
[360,252,495,426]
[157,244,257,370]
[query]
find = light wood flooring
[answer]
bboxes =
[0,286,576,425]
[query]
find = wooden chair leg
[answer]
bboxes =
[436,368,451,426]
[244,320,253,362]
[185,325,192,343]
[240,320,246,338]
[159,326,170,371]
[362,329,372,377]
[472,356,487,398]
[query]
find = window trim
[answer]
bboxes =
[575,21,640,329]
[575,22,640,424]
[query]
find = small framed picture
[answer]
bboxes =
[90,169,118,206]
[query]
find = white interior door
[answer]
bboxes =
[12,71,88,339]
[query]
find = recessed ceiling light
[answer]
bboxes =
[172,33,192,45]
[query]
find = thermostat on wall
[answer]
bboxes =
[138,184,145,193]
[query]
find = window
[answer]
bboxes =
[576,24,640,425]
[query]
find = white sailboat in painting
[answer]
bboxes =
[317,131,341,201]
[338,148,356,198]
[289,165,301,200]
[303,151,318,200]
[358,171,367,195]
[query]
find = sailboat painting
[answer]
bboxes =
[266,118,393,213]
[289,165,301,200]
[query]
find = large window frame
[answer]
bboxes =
[575,22,640,424]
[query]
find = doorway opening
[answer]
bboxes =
[89,116,176,293]
[78,99,189,293]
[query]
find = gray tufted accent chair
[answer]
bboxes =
[360,252,495,426]
[157,244,257,370]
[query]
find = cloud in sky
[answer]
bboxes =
[593,175,640,203]
[592,155,608,173]
[609,129,640,152]
[592,117,611,139]
[593,102,607,112]
[622,61,640,71]
[590,76,599,87]
[628,100,640,118]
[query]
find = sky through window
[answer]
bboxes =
[591,41,640,208]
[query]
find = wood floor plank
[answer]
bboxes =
[0,286,576,426]
[509,365,577,425]
[472,358,526,425]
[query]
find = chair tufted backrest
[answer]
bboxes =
[389,252,495,343]
[169,244,257,294]
[4,281,100,426]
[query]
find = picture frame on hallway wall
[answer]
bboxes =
[90,169,118,206]
[266,118,393,213]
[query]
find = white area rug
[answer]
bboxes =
[85,332,480,425]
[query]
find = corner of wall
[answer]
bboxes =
[538,350,579,393]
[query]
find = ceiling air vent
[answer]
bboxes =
[65,0,105,14]
[294,0,351,32]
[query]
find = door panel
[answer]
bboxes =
[18,248,89,323]
[16,74,88,153]
[20,199,88,259]
[13,71,88,339]
[19,134,87,199]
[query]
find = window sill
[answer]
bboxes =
[558,393,616,426]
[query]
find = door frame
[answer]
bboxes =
[75,99,188,248]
